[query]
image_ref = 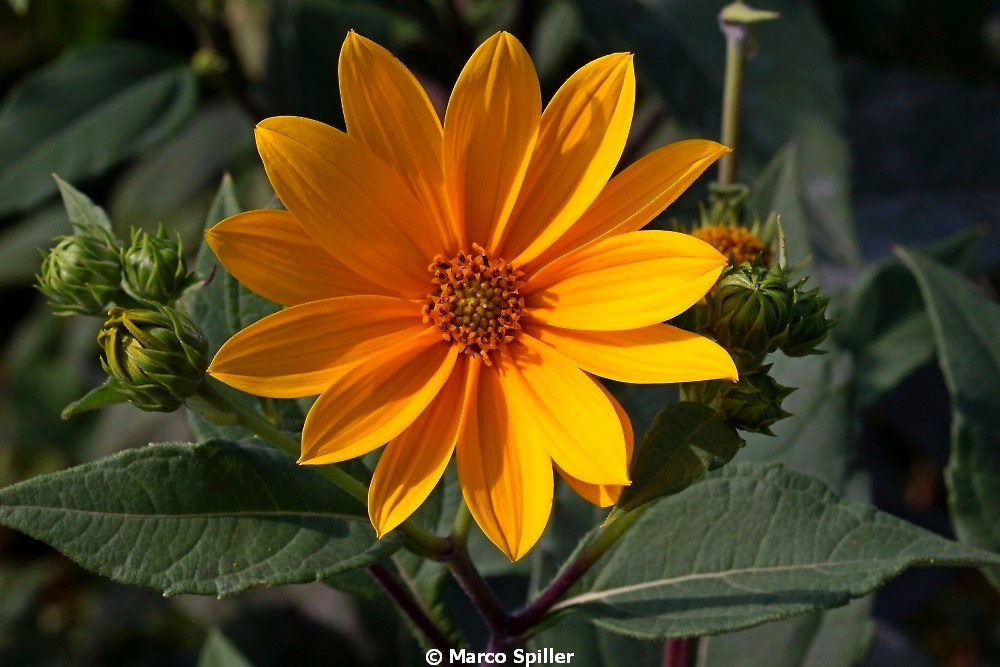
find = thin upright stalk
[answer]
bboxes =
[717,20,746,185]
[447,540,509,636]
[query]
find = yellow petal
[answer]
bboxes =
[557,381,634,507]
[502,53,635,263]
[339,32,459,251]
[444,32,540,250]
[208,296,426,398]
[524,230,727,330]
[527,323,738,383]
[506,336,629,485]
[368,354,473,537]
[528,139,730,271]
[206,209,392,306]
[457,353,552,561]
[255,116,441,298]
[300,330,458,465]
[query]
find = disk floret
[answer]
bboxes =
[423,243,525,364]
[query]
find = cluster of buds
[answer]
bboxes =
[675,193,833,435]
[37,192,206,415]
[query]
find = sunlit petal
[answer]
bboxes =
[457,355,552,561]
[557,381,634,507]
[528,140,729,270]
[527,323,738,383]
[340,32,459,250]
[255,116,441,297]
[524,231,727,330]
[208,296,427,398]
[506,336,629,485]
[206,209,392,306]
[301,331,458,465]
[368,355,473,536]
[444,32,540,250]
[502,53,635,263]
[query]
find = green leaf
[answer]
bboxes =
[0,440,397,597]
[0,204,66,288]
[698,598,874,667]
[613,402,744,515]
[53,175,113,231]
[0,43,197,216]
[746,143,811,266]
[564,463,1000,639]
[198,628,255,667]
[837,228,985,407]
[897,248,1000,588]
[529,615,660,667]
[60,379,127,419]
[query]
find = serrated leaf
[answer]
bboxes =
[897,248,1000,588]
[613,402,744,515]
[198,628,255,667]
[837,228,985,408]
[0,440,397,597]
[560,463,1000,639]
[0,43,197,216]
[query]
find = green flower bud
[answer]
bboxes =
[98,306,208,412]
[719,365,794,436]
[121,224,196,304]
[36,224,122,316]
[707,262,793,365]
[781,286,832,357]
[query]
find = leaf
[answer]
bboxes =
[745,143,811,266]
[53,175,113,231]
[60,379,127,419]
[0,43,197,216]
[529,614,661,667]
[837,228,985,408]
[7,0,28,15]
[697,598,874,667]
[198,628,255,667]
[561,463,1000,639]
[897,248,1000,588]
[0,440,397,597]
[613,402,744,515]
[0,204,66,287]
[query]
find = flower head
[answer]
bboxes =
[206,31,737,559]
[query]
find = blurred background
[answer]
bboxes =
[0,0,997,665]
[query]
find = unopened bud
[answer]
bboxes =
[98,306,207,412]
[706,262,793,365]
[781,285,832,357]
[720,365,794,435]
[37,224,123,316]
[121,224,196,304]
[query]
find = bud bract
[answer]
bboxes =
[98,306,208,412]
[719,365,794,435]
[706,262,793,365]
[781,286,832,357]
[121,224,196,304]
[37,224,122,316]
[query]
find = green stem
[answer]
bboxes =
[507,505,649,638]
[192,380,451,558]
[718,18,747,185]
[452,500,473,548]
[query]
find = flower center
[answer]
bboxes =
[423,243,525,364]
[691,225,771,266]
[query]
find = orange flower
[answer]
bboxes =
[206,31,737,560]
